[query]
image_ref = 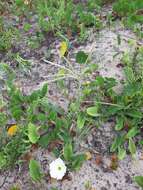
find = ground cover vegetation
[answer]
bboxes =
[0,0,143,189]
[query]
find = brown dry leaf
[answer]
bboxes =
[48,140,63,152]
[50,178,57,184]
[90,188,96,190]
[31,143,39,151]
[110,161,118,170]
[110,154,118,170]
[140,153,143,160]
[136,9,143,15]
[0,128,2,135]
[61,173,72,182]
[95,155,102,165]
[67,28,72,38]
[111,154,118,162]
[21,152,32,161]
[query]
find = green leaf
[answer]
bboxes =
[123,82,140,97]
[29,159,42,181]
[86,106,100,117]
[29,90,39,102]
[0,153,6,169]
[117,34,121,45]
[83,64,98,74]
[15,0,23,6]
[76,51,88,64]
[126,127,139,138]
[118,147,126,160]
[95,76,104,86]
[106,106,122,116]
[128,138,136,155]
[115,117,124,131]
[37,113,47,122]
[110,136,124,152]
[134,176,143,188]
[50,188,59,190]
[71,154,86,170]
[28,123,40,144]
[126,110,142,119]
[63,143,73,161]
[40,83,48,98]
[11,105,23,120]
[39,134,51,147]
[124,67,135,83]
[77,114,86,130]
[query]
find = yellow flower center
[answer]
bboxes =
[58,166,62,171]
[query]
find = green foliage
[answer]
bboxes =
[128,138,136,156]
[9,185,21,190]
[28,123,40,144]
[77,113,86,130]
[117,147,126,160]
[71,154,86,170]
[113,0,143,30]
[63,143,73,161]
[10,0,102,41]
[76,51,88,64]
[0,152,7,169]
[50,188,59,190]
[0,27,19,52]
[0,61,89,176]
[35,0,102,34]
[86,106,100,117]
[84,46,143,159]
[29,159,42,181]
[134,176,143,188]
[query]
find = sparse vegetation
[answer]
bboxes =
[0,0,143,189]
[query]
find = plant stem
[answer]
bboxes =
[42,59,76,76]
[83,100,123,107]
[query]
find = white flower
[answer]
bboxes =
[49,158,67,180]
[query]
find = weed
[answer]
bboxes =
[85,45,143,159]
[113,0,143,30]
[134,176,143,189]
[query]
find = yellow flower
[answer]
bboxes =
[85,151,92,160]
[7,125,18,136]
[59,41,68,57]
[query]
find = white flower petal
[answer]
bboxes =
[49,158,67,180]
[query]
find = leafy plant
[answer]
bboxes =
[113,0,143,31]
[0,27,19,52]
[85,46,143,158]
[29,159,42,181]
[134,176,143,189]
[28,123,40,144]
[0,58,93,177]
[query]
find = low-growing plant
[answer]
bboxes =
[0,61,88,178]
[43,45,143,161]
[113,0,143,31]
[12,0,102,41]
[85,45,143,159]
[134,176,143,189]
[0,26,19,52]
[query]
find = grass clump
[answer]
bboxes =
[113,0,143,30]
